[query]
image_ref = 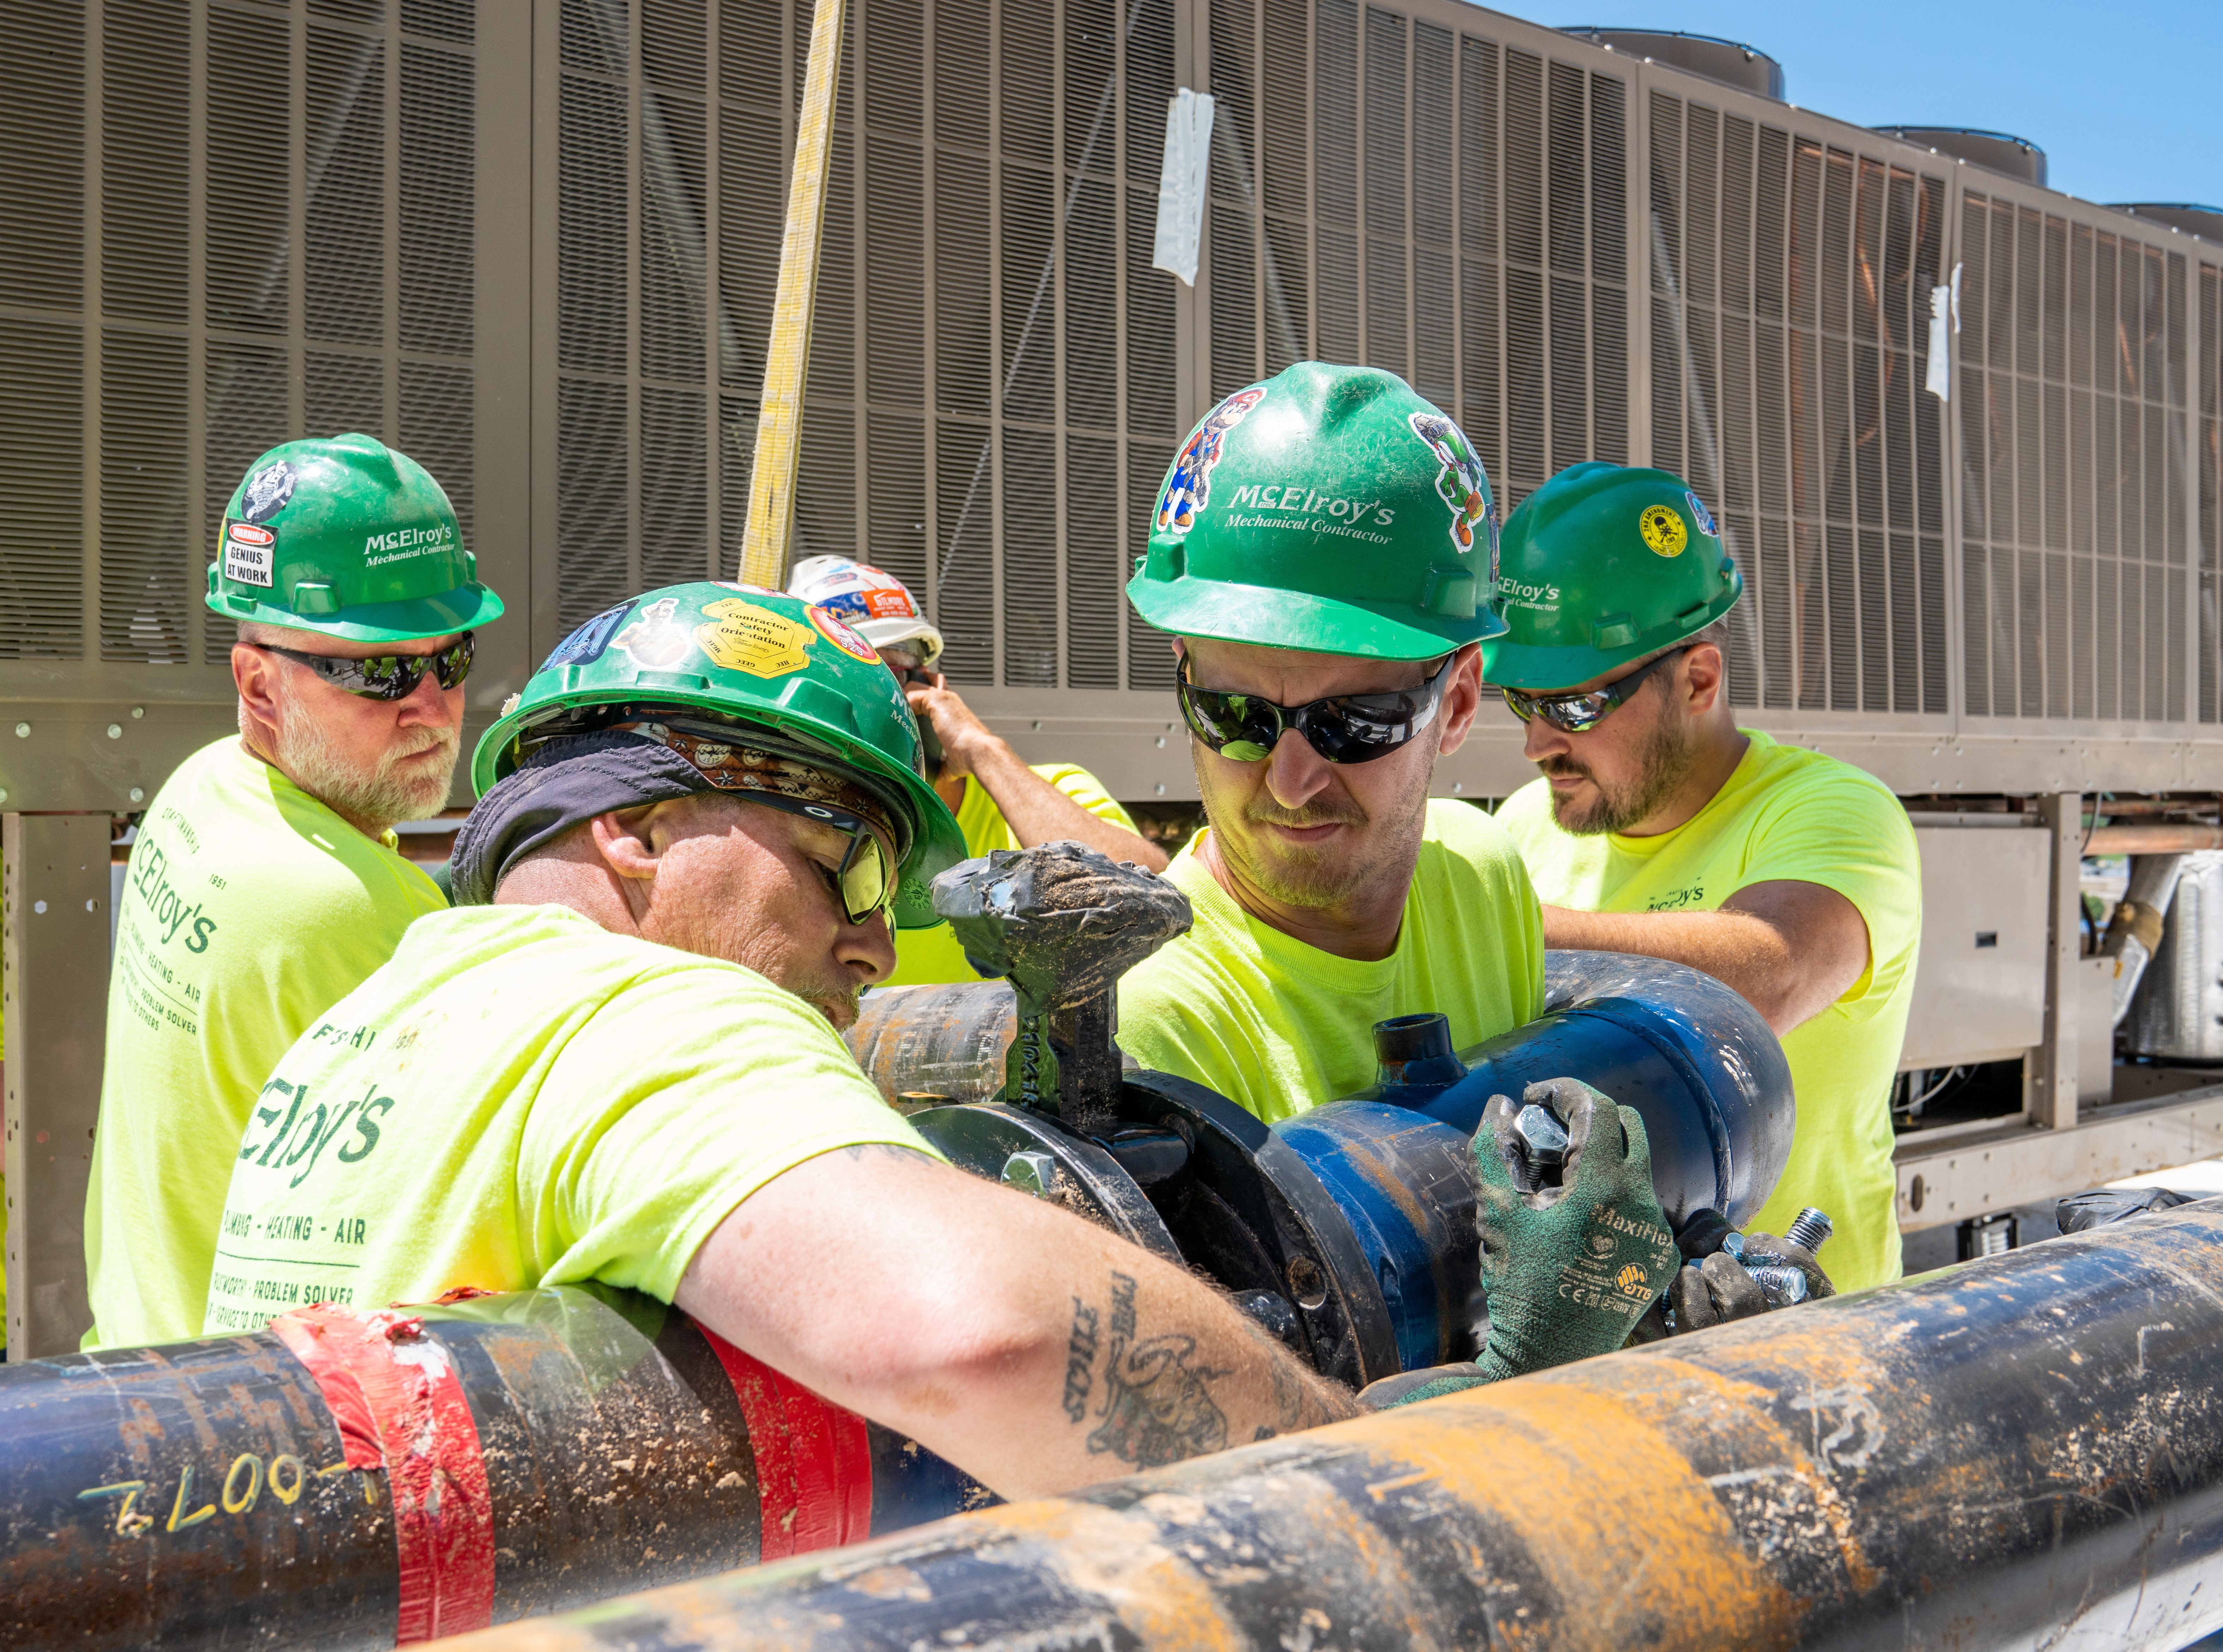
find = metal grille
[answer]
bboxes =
[1202,2,1628,512]
[2198,258,2221,722]
[1648,93,1947,715]
[1959,196,2189,724]
[0,0,478,667]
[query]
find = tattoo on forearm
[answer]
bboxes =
[1067,1270,1232,1469]
[1062,1298,1099,1423]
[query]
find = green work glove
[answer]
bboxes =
[1472,1078,1678,1382]
[1357,1364,1494,1410]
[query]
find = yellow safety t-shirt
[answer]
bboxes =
[202,903,939,1332]
[887,763,1145,986]
[1116,799,1548,1125]
[86,737,446,1348]
[1495,730,1921,1293]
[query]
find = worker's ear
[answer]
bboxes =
[232,641,283,731]
[1680,642,1726,715]
[589,802,679,882]
[1432,642,1486,757]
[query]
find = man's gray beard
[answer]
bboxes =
[1546,714,1696,836]
[266,676,459,834]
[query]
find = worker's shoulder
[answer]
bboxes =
[1118,850,1258,996]
[1418,796,1532,883]
[1734,734,1914,845]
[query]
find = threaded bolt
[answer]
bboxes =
[1785,1207,1834,1253]
[1743,1264,1809,1307]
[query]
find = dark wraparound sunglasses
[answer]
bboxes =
[250,632,476,701]
[1178,652,1457,765]
[1499,646,1690,734]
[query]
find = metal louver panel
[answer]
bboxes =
[1959,194,2189,726]
[1648,92,1946,716]
[1202,0,1630,511]
[2202,261,2222,722]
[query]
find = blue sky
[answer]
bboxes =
[1535,2,2221,208]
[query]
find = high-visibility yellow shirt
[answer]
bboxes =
[1115,800,1548,1126]
[85,738,447,1348]
[202,903,938,1333]
[1495,730,1922,1293]
[886,763,1145,985]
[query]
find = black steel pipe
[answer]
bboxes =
[0,1287,987,1650]
[440,1201,2223,1652]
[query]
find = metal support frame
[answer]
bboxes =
[2,814,110,1357]
[2033,792,2082,1132]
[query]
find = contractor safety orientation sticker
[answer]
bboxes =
[1639,504,1688,557]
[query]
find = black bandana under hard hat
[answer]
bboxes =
[449,725,902,907]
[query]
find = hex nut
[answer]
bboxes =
[1000,1150,1059,1198]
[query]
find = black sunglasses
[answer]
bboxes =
[251,632,476,701]
[729,791,895,926]
[1499,646,1690,734]
[1178,653,1457,765]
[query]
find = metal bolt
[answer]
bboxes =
[128,787,144,803]
[1512,1102,1569,1165]
[1785,1207,1834,1253]
[999,1150,1058,1199]
[1154,735,1165,747]
[1285,1256,1328,1311]
[1743,1264,1809,1307]
[130,705,144,719]
[12,723,26,738]
[106,723,122,739]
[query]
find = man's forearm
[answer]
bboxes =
[967,739,1170,871]
[1542,904,1807,1032]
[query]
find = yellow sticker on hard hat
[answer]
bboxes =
[1639,504,1687,557]
[694,598,815,678]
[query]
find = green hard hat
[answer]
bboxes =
[1482,462,1743,691]
[205,433,504,643]
[1125,362,1506,661]
[472,582,965,929]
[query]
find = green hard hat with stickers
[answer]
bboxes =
[204,433,504,643]
[1125,362,1505,661]
[1482,461,1743,691]
[472,582,966,929]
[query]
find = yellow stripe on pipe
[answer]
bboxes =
[737,0,847,592]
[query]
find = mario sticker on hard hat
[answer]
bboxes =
[807,604,881,664]
[1685,490,1718,538]
[544,601,633,670]
[1639,504,1688,557]
[695,598,815,679]
[805,563,922,622]
[1157,387,1265,536]
[240,461,297,525]
[613,597,694,669]
[1407,413,1490,553]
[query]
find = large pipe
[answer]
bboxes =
[434,1200,2223,1652]
[2087,823,2223,854]
[0,1288,986,1651]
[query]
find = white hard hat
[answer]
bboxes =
[787,556,944,669]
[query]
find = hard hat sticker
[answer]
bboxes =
[1639,505,1688,557]
[222,519,275,588]
[543,601,633,670]
[240,461,297,525]
[807,604,881,664]
[613,597,694,669]
[1685,490,1718,538]
[695,598,815,678]
[1156,386,1264,537]
[1407,412,1491,553]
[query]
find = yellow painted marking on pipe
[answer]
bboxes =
[166,1464,216,1532]
[737,0,848,590]
[77,1480,153,1538]
[1364,1469,1434,1501]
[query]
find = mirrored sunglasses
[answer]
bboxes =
[1498,646,1691,734]
[1177,653,1456,765]
[251,632,476,702]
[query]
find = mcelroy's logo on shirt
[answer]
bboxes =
[237,1077,394,1188]
[1645,884,1707,912]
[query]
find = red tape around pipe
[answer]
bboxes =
[698,1328,873,1559]
[272,1302,496,1644]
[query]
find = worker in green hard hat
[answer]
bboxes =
[201,582,1356,1496]
[85,434,506,1349]
[1484,462,1922,1293]
[787,555,1167,986]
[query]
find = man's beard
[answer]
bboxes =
[1542,713,1696,835]
[1199,756,1430,911]
[267,677,459,834]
